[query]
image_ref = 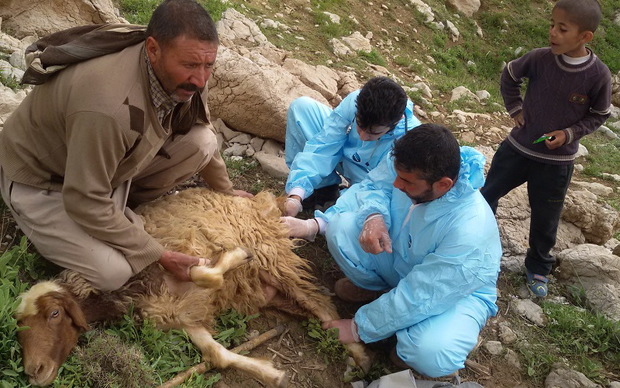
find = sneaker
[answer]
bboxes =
[526,270,549,297]
[334,278,385,303]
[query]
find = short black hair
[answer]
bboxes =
[146,0,219,47]
[392,123,460,183]
[355,76,407,130]
[554,0,602,33]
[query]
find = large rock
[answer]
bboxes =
[210,8,360,142]
[495,185,587,260]
[0,0,125,38]
[556,244,620,322]
[208,46,329,142]
[447,0,481,17]
[562,190,620,244]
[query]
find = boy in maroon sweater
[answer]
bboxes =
[481,0,612,297]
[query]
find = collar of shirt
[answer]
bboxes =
[145,51,178,124]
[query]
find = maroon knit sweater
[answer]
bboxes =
[501,47,612,165]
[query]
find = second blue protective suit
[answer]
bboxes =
[284,91,421,199]
[325,147,502,377]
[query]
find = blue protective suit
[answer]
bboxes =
[284,91,421,198]
[325,147,502,377]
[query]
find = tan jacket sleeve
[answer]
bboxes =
[199,150,234,194]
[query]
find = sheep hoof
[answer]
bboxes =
[347,342,374,374]
[224,247,253,268]
[273,370,289,388]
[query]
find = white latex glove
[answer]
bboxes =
[359,214,392,254]
[284,196,303,217]
[280,216,319,241]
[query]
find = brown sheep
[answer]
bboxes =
[15,188,371,387]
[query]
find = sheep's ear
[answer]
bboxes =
[63,297,89,332]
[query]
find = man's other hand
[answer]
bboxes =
[359,214,392,254]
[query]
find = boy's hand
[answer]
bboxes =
[513,111,524,127]
[545,130,567,150]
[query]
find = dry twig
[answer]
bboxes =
[267,347,296,363]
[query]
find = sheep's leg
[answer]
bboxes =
[259,271,373,373]
[184,326,287,387]
[190,247,252,289]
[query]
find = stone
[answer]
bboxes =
[254,151,289,179]
[545,366,601,388]
[0,0,125,39]
[556,244,620,322]
[446,0,481,17]
[511,298,545,327]
[483,340,503,355]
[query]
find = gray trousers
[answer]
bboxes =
[0,125,218,290]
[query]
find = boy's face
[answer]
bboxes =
[549,7,592,58]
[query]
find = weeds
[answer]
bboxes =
[580,132,620,182]
[303,318,348,363]
[118,0,231,24]
[514,301,620,386]
[0,238,37,387]
[0,72,23,91]
[214,309,259,348]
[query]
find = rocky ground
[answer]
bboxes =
[1,0,619,387]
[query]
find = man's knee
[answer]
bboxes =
[397,334,465,378]
[326,212,360,242]
[288,96,317,116]
[187,125,218,160]
[84,256,133,291]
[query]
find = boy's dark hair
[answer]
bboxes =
[146,0,219,47]
[392,123,460,183]
[554,0,602,32]
[356,76,407,130]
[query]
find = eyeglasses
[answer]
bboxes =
[355,116,399,135]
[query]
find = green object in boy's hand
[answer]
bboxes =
[533,135,555,144]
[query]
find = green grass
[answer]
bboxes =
[0,72,23,91]
[0,238,37,388]
[580,131,620,182]
[514,301,620,385]
[117,0,232,25]
[542,302,620,384]
[214,309,259,348]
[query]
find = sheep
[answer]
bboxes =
[15,188,372,387]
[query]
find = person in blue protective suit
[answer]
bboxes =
[322,124,502,378]
[282,76,421,218]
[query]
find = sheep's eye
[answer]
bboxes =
[50,310,60,319]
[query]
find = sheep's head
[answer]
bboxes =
[15,281,89,386]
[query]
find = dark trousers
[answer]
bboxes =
[480,142,573,276]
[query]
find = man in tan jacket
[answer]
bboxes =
[0,0,250,290]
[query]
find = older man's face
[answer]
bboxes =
[147,34,218,103]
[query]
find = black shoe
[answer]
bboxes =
[302,184,339,210]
